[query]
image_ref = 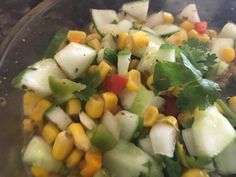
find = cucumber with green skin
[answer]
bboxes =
[157,44,176,62]
[153,24,180,37]
[97,48,118,66]
[101,34,117,51]
[117,50,131,76]
[12,59,66,97]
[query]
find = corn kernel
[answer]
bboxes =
[66,149,84,168]
[117,32,129,50]
[182,168,209,177]
[66,99,81,118]
[97,61,112,80]
[88,65,98,74]
[88,24,94,33]
[207,29,218,38]
[166,30,188,46]
[23,92,42,116]
[126,69,141,92]
[30,99,52,123]
[228,96,236,114]
[146,74,153,90]
[129,59,140,70]
[67,30,87,44]
[87,38,102,51]
[86,33,102,42]
[31,166,48,177]
[102,92,118,112]
[23,118,35,133]
[126,34,133,51]
[68,123,91,151]
[179,20,194,32]
[42,122,59,144]
[199,33,210,42]
[131,31,149,52]
[142,106,159,127]
[85,94,104,119]
[163,12,175,24]
[220,47,235,63]
[188,29,199,39]
[158,116,179,130]
[52,131,74,160]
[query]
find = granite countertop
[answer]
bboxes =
[0,0,43,44]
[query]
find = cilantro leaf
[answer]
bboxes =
[164,157,182,177]
[74,72,101,101]
[180,39,217,75]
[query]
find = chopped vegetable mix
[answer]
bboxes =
[12,1,236,177]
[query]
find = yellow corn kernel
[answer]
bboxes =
[182,168,209,177]
[87,38,102,51]
[88,65,98,74]
[220,47,235,63]
[146,74,153,90]
[80,151,102,177]
[67,30,87,44]
[102,92,118,112]
[86,33,102,42]
[42,122,59,144]
[188,29,199,39]
[97,61,112,81]
[85,94,104,119]
[31,166,48,177]
[66,149,84,168]
[214,102,223,113]
[126,70,141,92]
[207,29,218,38]
[131,31,149,52]
[23,92,42,116]
[179,20,194,32]
[68,123,91,151]
[129,59,140,70]
[158,116,179,130]
[52,131,74,160]
[66,99,82,118]
[199,33,210,42]
[88,24,94,33]
[166,30,188,46]
[142,106,159,127]
[30,99,52,123]
[163,12,175,24]
[23,118,35,133]
[228,96,236,114]
[158,113,166,119]
[117,32,129,50]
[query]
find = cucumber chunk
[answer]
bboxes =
[144,11,164,28]
[138,136,154,155]
[97,48,117,66]
[79,111,96,130]
[178,4,200,23]
[101,34,117,51]
[219,22,236,38]
[153,24,180,37]
[117,50,131,76]
[157,44,176,62]
[93,169,110,177]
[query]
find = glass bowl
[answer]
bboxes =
[0,0,236,176]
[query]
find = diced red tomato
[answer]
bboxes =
[194,21,207,34]
[163,96,179,117]
[102,74,128,94]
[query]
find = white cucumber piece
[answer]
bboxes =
[157,44,176,62]
[12,59,66,97]
[103,141,164,177]
[144,11,164,28]
[153,24,180,36]
[182,128,198,156]
[216,61,229,76]
[137,41,160,74]
[138,136,154,155]
[117,19,133,33]
[192,106,236,157]
[117,50,131,76]
[46,106,72,130]
[102,111,120,140]
[122,0,149,21]
[219,22,236,38]
[23,136,61,172]
[115,110,140,141]
[79,111,96,130]
[91,9,118,35]
[101,34,117,51]
[119,88,137,110]
[211,38,234,59]
[214,138,236,175]
[178,4,200,23]
[97,48,105,63]
[55,42,96,79]
[149,95,166,109]
[149,123,177,157]
[141,26,157,36]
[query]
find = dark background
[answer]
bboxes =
[0,0,43,43]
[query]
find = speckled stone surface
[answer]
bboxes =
[0,0,43,43]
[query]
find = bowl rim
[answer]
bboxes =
[0,0,63,68]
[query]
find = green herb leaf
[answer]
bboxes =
[185,156,212,169]
[180,39,217,75]
[164,157,182,177]
[74,72,101,101]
